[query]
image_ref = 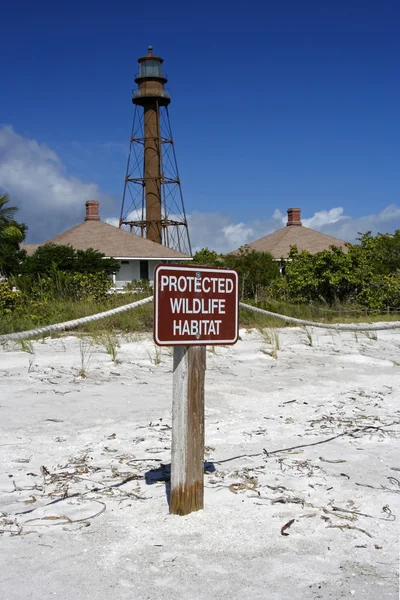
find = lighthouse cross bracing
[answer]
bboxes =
[119,47,192,256]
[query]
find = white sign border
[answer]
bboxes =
[154,264,239,346]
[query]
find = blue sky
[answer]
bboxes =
[1,0,399,250]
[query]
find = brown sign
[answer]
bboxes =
[154,265,239,346]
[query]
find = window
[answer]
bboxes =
[140,60,162,78]
[140,260,149,280]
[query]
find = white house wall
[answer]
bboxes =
[113,258,192,289]
[114,260,140,288]
[148,260,160,280]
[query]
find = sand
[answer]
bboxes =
[0,326,399,599]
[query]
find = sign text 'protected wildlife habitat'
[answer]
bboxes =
[154,265,239,346]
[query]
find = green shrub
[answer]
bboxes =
[225,248,280,300]
[192,248,225,267]
[65,272,112,302]
[12,272,112,303]
[267,276,290,302]
[20,244,119,277]
[357,275,400,310]
[0,194,27,276]
[193,246,280,300]
[268,233,400,310]
[0,281,19,314]
[124,279,153,294]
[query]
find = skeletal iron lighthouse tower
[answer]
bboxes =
[119,47,192,255]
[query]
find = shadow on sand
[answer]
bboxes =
[145,461,216,506]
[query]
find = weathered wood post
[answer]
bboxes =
[170,345,206,515]
[153,264,239,516]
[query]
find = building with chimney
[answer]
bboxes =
[21,201,191,289]
[232,208,348,259]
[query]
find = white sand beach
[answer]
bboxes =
[1,327,399,599]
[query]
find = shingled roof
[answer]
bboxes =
[233,208,348,258]
[21,201,191,260]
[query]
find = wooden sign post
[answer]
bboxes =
[170,345,206,515]
[154,265,239,516]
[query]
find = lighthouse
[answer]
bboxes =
[119,47,191,255]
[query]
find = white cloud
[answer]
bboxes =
[313,204,400,243]
[0,125,114,242]
[221,223,253,247]
[272,208,285,224]
[188,205,400,254]
[1,126,399,253]
[303,207,347,228]
[105,217,120,227]
[187,208,288,253]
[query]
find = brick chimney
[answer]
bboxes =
[287,207,302,226]
[85,200,100,221]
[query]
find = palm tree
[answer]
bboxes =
[0,194,24,250]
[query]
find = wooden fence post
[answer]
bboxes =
[170,345,206,516]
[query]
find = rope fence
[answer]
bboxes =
[0,296,153,342]
[1,295,400,343]
[262,297,400,315]
[239,302,400,331]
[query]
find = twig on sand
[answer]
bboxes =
[15,469,146,517]
[327,524,373,538]
[2,481,43,494]
[319,456,347,464]
[214,421,399,465]
[0,518,23,536]
[263,422,399,457]
[281,519,295,536]
[388,477,400,488]
[355,481,400,494]
[328,505,375,519]
[271,496,305,506]
[24,500,106,527]
[214,452,263,464]
[126,458,161,464]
